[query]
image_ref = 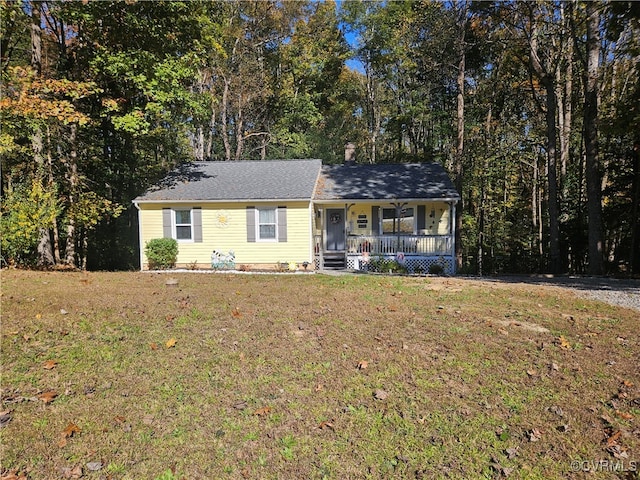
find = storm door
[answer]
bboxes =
[326,209,345,251]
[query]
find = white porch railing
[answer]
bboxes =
[346,235,452,256]
[313,234,452,256]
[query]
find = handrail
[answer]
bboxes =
[346,234,452,256]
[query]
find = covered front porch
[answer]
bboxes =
[312,200,457,274]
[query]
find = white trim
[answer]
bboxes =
[133,201,144,271]
[173,208,194,243]
[255,207,278,242]
[313,198,460,206]
[134,198,312,205]
[380,204,417,235]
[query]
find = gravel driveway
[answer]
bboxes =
[473,275,640,312]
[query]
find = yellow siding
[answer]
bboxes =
[423,201,450,235]
[138,202,313,269]
[347,205,372,235]
[314,202,452,236]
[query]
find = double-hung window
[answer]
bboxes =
[246,206,287,243]
[174,209,193,241]
[257,207,277,241]
[162,207,202,242]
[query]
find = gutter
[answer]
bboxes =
[133,198,314,205]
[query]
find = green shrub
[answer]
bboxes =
[0,180,60,267]
[428,263,445,275]
[367,255,407,274]
[145,238,178,269]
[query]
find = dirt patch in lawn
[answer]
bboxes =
[1,271,639,479]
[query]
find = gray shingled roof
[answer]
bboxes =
[314,163,460,201]
[134,159,322,202]
[134,159,460,203]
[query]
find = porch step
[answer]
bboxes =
[322,252,346,270]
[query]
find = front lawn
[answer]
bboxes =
[1,271,638,479]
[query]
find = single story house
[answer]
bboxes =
[133,158,460,274]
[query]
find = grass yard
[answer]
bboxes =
[1,270,639,479]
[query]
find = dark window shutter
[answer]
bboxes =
[277,206,287,242]
[417,205,426,231]
[371,206,380,235]
[246,206,256,242]
[193,207,202,242]
[162,208,172,238]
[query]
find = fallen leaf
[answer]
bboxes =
[63,422,81,438]
[58,422,81,448]
[606,430,622,447]
[86,462,103,472]
[233,401,247,410]
[254,406,271,416]
[616,410,634,420]
[43,360,58,370]
[0,469,28,480]
[231,307,242,318]
[149,342,158,350]
[318,421,334,430]
[165,338,176,349]
[505,447,518,459]
[314,384,324,392]
[0,411,12,428]
[60,465,83,479]
[526,369,538,377]
[622,380,634,388]
[357,360,368,370]
[558,336,571,350]
[549,405,564,417]
[374,389,389,400]
[39,390,58,404]
[528,428,543,442]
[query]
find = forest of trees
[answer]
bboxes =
[1,0,639,275]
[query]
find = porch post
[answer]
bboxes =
[450,201,457,274]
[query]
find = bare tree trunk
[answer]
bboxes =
[558,2,572,183]
[260,134,267,161]
[584,2,604,274]
[221,77,232,161]
[31,1,55,267]
[206,108,215,160]
[365,59,379,164]
[530,18,561,273]
[64,124,79,267]
[454,0,468,271]
[544,80,561,273]
[234,94,244,161]
[195,126,204,161]
[30,1,41,74]
[46,126,61,264]
[631,142,640,273]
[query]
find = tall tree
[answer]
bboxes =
[582,1,605,274]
